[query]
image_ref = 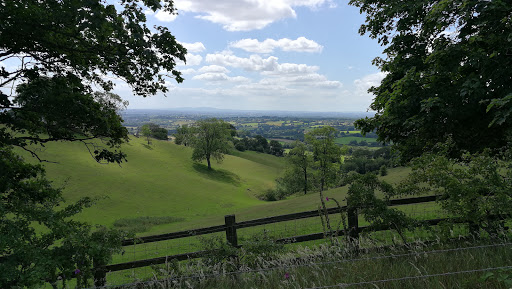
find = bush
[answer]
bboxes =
[259,187,287,201]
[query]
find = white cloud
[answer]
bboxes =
[261,72,341,89]
[198,65,229,74]
[261,63,319,75]
[354,72,386,93]
[155,9,177,22]
[179,54,203,66]
[206,54,279,71]
[179,68,197,74]
[181,42,206,53]
[205,52,340,89]
[173,0,335,31]
[230,37,323,53]
[193,72,249,83]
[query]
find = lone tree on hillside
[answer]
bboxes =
[191,118,232,170]
[140,124,152,145]
[0,0,186,287]
[351,0,512,160]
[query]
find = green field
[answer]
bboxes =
[21,136,411,237]
[17,137,346,236]
[21,137,449,287]
[335,136,378,144]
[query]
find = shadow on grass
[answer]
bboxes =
[193,163,241,186]
[142,143,153,150]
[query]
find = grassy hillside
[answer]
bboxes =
[22,137,410,235]
[21,137,274,231]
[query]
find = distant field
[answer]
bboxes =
[335,136,378,144]
[265,121,284,126]
[270,138,295,144]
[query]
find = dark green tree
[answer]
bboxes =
[269,140,284,157]
[148,123,169,140]
[351,0,512,160]
[0,0,187,287]
[174,124,193,146]
[191,118,231,170]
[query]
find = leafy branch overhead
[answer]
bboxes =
[350,0,512,160]
[1,0,187,163]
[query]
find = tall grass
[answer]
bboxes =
[101,233,512,289]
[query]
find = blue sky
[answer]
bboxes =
[117,0,386,112]
[0,1,385,112]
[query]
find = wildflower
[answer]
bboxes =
[326,197,329,201]
[74,269,81,275]
[285,272,290,279]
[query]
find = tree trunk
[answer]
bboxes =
[207,157,211,170]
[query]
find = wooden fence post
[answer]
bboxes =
[225,214,238,247]
[347,201,359,241]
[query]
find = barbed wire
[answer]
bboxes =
[305,265,512,288]
[98,241,512,288]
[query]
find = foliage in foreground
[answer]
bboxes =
[1,0,188,287]
[0,147,126,288]
[399,145,512,236]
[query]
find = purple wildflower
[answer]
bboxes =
[285,272,290,279]
[326,197,329,201]
[74,269,81,275]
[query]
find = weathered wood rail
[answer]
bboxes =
[94,194,443,286]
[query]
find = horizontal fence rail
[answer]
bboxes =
[95,194,481,286]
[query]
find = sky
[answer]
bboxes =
[116,0,386,112]
[1,0,386,112]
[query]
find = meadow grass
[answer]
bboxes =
[21,136,287,234]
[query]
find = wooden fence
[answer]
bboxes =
[94,194,447,286]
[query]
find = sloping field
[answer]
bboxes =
[22,137,409,235]
[23,137,281,232]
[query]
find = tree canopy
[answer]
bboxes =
[351,0,512,160]
[1,0,187,287]
[1,0,187,162]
